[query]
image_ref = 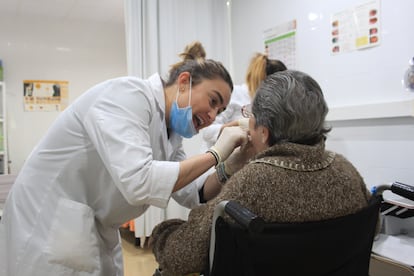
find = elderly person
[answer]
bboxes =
[200,52,287,150]
[151,70,372,276]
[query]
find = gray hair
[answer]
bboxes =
[252,70,331,146]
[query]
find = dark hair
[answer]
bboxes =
[266,58,287,76]
[165,41,233,91]
[245,53,287,98]
[252,70,331,146]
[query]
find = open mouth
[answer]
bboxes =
[193,115,205,130]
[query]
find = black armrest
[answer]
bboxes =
[225,201,265,233]
[391,182,414,201]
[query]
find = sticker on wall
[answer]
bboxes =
[263,19,297,69]
[330,0,380,55]
[23,80,69,112]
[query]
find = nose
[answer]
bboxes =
[208,107,220,123]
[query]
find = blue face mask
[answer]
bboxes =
[169,77,198,138]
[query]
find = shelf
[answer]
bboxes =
[326,99,414,122]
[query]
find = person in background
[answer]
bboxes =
[0,41,248,276]
[200,52,287,150]
[151,70,372,276]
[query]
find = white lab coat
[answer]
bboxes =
[200,84,250,151]
[0,73,205,276]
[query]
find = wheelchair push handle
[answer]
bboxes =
[225,201,265,233]
[391,182,414,201]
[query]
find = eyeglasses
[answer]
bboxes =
[241,104,253,118]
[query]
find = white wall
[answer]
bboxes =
[3,0,414,191]
[158,0,232,78]
[231,0,414,105]
[156,0,232,157]
[230,0,414,188]
[327,117,414,188]
[0,13,127,173]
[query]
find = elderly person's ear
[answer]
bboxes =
[260,126,270,145]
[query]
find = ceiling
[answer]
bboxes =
[0,0,125,24]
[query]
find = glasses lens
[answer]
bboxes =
[242,104,253,118]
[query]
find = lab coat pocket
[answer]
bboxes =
[44,198,99,273]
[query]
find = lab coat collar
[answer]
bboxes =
[147,73,178,157]
[148,73,166,118]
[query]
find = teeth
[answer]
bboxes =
[196,115,204,126]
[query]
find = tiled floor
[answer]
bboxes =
[120,228,414,276]
[121,229,158,276]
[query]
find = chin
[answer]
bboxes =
[197,123,210,130]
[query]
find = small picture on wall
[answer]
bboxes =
[330,0,380,55]
[23,80,69,112]
[263,19,297,69]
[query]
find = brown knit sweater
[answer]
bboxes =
[151,141,371,276]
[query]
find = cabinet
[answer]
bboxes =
[0,82,8,174]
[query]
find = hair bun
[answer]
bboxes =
[179,41,206,62]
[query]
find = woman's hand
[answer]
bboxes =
[212,126,248,162]
[224,141,255,175]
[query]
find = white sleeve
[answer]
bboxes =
[166,134,207,209]
[82,78,178,209]
[171,170,211,209]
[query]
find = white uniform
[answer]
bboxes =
[200,84,250,150]
[0,73,205,276]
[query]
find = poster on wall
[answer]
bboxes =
[263,19,297,69]
[331,0,380,55]
[23,80,69,112]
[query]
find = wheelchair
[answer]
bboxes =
[155,182,414,276]
[206,197,381,276]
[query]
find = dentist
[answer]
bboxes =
[0,41,247,276]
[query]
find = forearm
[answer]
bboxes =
[173,152,217,193]
[175,126,248,194]
[201,172,223,201]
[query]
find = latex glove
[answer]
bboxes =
[212,126,248,162]
[224,141,255,175]
[238,118,250,130]
[217,120,242,138]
